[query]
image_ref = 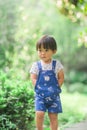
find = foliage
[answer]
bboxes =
[56,0,87,21]
[66,70,87,84]
[0,0,87,88]
[65,70,87,93]
[0,1,87,129]
[0,70,34,130]
[56,0,87,48]
[0,0,19,68]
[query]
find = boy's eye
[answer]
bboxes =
[38,49,41,52]
[45,49,48,51]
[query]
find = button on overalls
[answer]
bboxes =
[35,60,62,113]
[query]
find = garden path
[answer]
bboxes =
[35,120,87,130]
[64,120,87,130]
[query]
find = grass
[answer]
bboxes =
[59,91,87,129]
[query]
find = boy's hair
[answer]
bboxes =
[36,35,57,51]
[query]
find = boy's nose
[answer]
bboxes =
[41,51,45,55]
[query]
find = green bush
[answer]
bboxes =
[0,70,34,130]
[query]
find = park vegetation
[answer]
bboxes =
[0,0,87,129]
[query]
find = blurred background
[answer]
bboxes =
[0,0,87,130]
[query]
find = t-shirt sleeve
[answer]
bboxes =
[55,60,64,73]
[30,62,39,75]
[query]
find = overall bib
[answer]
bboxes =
[35,60,62,113]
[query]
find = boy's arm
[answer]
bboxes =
[57,69,64,87]
[30,73,37,86]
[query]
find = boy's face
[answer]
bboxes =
[37,46,56,63]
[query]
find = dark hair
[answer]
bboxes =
[36,35,57,51]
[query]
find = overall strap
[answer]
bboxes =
[37,61,42,71]
[52,60,56,71]
[37,60,56,71]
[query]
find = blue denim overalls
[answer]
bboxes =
[35,60,62,113]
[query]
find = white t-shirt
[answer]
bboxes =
[30,59,64,78]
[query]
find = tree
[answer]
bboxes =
[56,0,87,47]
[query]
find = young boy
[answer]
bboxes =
[30,35,64,130]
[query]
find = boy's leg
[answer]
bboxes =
[36,111,45,130]
[48,113,58,130]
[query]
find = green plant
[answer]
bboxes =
[0,70,34,130]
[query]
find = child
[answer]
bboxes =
[30,35,64,130]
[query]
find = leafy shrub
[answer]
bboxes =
[0,70,34,130]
